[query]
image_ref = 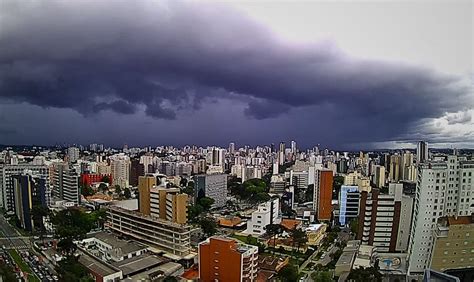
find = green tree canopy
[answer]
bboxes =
[198,197,215,211]
[278,263,298,282]
[123,187,131,199]
[101,175,110,183]
[200,218,217,237]
[311,271,332,282]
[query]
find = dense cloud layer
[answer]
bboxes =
[0,0,472,147]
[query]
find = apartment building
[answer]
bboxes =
[149,187,188,224]
[198,236,258,282]
[357,183,414,252]
[12,172,47,231]
[337,185,359,226]
[194,173,227,208]
[52,162,81,205]
[314,170,333,221]
[408,156,474,276]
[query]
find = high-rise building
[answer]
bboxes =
[373,165,386,188]
[389,154,401,182]
[337,186,359,226]
[129,159,144,187]
[279,142,286,165]
[137,175,156,215]
[228,142,235,154]
[12,172,47,231]
[198,237,259,282]
[149,187,188,224]
[314,170,333,221]
[0,164,49,211]
[416,141,428,164]
[357,184,414,252]
[110,154,130,188]
[194,174,227,208]
[52,163,81,204]
[67,146,80,163]
[407,157,474,276]
[291,140,297,154]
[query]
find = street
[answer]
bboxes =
[0,215,30,250]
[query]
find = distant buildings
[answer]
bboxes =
[67,146,80,163]
[193,174,227,208]
[12,172,47,231]
[110,154,130,188]
[198,236,258,282]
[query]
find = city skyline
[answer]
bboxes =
[0,0,472,149]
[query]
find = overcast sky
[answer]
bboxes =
[0,0,472,149]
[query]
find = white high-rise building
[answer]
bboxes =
[245,197,281,235]
[110,154,130,188]
[52,163,80,204]
[407,156,474,276]
[67,147,80,163]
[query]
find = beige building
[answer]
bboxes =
[138,175,156,215]
[431,216,474,272]
[106,206,191,258]
[150,187,188,224]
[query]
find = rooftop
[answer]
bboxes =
[78,251,121,277]
[86,231,148,254]
[111,253,166,276]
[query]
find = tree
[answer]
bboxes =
[333,175,344,199]
[123,187,131,199]
[0,263,17,281]
[182,185,194,196]
[98,183,108,192]
[31,204,49,231]
[278,264,298,282]
[114,185,122,195]
[179,178,188,187]
[350,218,359,236]
[163,277,178,282]
[188,204,204,221]
[81,184,94,197]
[311,271,332,282]
[290,227,308,252]
[101,175,110,184]
[265,223,282,248]
[348,266,382,282]
[199,197,215,211]
[305,184,314,202]
[57,255,94,282]
[200,218,217,237]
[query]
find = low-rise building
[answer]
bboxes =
[80,232,148,262]
[305,224,327,246]
[245,197,280,236]
[106,206,191,259]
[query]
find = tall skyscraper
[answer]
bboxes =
[416,141,428,164]
[228,142,235,154]
[199,237,258,282]
[12,172,47,231]
[314,170,333,221]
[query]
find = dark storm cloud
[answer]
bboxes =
[0,0,471,146]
